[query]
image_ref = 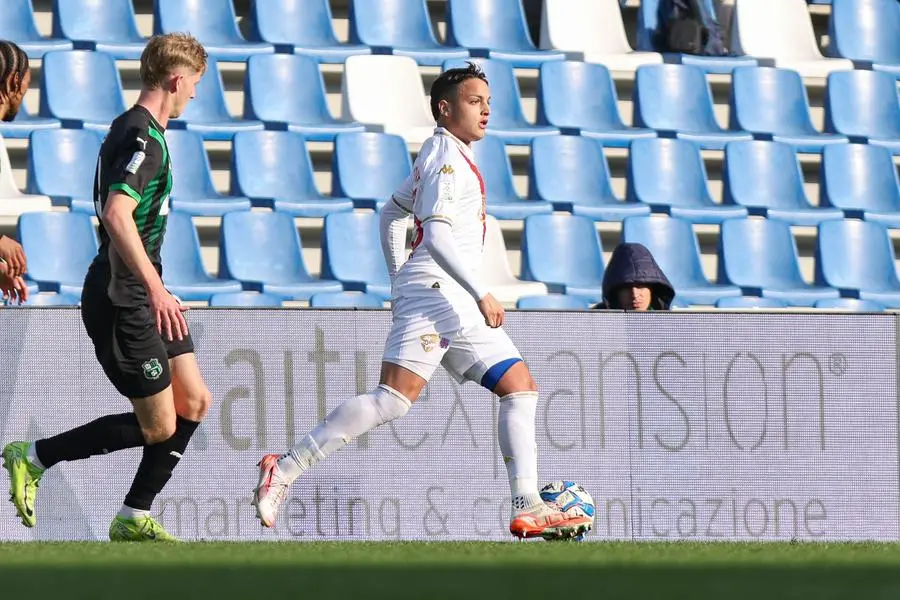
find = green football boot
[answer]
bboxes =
[2,441,44,528]
[109,514,179,542]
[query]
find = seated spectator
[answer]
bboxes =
[657,0,732,57]
[593,242,675,311]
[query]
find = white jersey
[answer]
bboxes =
[391,127,486,298]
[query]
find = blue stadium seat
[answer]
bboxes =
[349,0,468,66]
[244,54,366,141]
[472,136,552,219]
[309,291,386,308]
[320,212,391,299]
[627,138,748,224]
[634,64,753,150]
[209,292,284,307]
[170,58,264,141]
[17,212,97,295]
[829,0,900,77]
[516,294,591,310]
[445,0,565,68]
[537,61,656,148]
[12,281,42,304]
[531,136,650,221]
[720,218,839,306]
[39,50,126,131]
[160,211,242,301]
[716,297,789,309]
[52,0,146,60]
[219,211,342,300]
[332,132,411,210]
[622,216,742,305]
[816,219,900,306]
[814,297,886,312]
[19,292,82,306]
[1,0,72,58]
[636,0,757,73]
[231,131,353,217]
[442,59,558,145]
[154,0,274,61]
[820,144,900,227]
[26,129,103,213]
[520,214,604,300]
[824,70,900,154]
[723,140,843,226]
[730,67,848,153]
[166,130,252,217]
[669,295,691,309]
[0,106,60,140]
[247,0,371,63]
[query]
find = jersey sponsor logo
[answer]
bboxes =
[438,177,454,204]
[439,164,454,175]
[125,150,146,174]
[142,358,163,380]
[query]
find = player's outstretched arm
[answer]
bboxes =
[101,193,188,341]
[379,197,411,279]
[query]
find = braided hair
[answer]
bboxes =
[0,40,29,121]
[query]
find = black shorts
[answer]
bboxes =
[81,264,194,399]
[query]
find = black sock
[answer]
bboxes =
[34,413,146,469]
[124,416,200,511]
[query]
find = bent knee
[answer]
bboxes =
[521,373,538,393]
[143,420,176,445]
[177,386,212,421]
[491,361,538,396]
[511,372,538,394]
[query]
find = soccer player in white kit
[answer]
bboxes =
[253,63,590,540]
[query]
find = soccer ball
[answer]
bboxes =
[539,480,595,541]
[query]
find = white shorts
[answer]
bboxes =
[382,292,522,386]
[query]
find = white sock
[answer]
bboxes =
[117,505,150,520]
[277,384,411,482]
[26,442,45,470]
[498,391,544,515]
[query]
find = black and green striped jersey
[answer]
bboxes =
[92,105,172,305]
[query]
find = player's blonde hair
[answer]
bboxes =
[139,33,208,89]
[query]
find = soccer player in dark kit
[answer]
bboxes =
[3,33,212,541]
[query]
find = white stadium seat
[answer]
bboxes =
[341,55,435,144]
[481,215,547,304]
[732,0,853,79]
[539,0,662,72]
[0,135,51,216]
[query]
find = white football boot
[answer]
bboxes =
[253,453,292,528]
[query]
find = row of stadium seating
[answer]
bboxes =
[1,0,896,312]
[2,0,897,78]
[12,129,900,226]
[4,51,898,153]
[11,210,900,311]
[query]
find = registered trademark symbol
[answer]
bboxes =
[828,353,847,376]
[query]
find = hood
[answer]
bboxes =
[598,243,675,310]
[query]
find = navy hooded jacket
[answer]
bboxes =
[593,243,675,310]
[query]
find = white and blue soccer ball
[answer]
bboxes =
[540,480,595,541]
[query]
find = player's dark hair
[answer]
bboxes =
[0,40,28,95]
[429,62,489,121]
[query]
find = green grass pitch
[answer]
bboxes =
[3,541,900,599]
